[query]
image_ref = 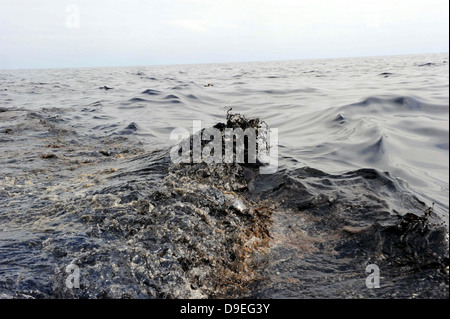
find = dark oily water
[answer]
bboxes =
[0,53,448,298]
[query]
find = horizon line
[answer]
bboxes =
[1,51,448,71]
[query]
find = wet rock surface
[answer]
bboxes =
[0,107,448,298]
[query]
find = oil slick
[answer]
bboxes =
[170,111,279,174]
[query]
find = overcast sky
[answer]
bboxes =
[0,0,448,69]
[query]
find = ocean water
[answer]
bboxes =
[0,53,448,298]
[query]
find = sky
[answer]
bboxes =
[0,0,449,69]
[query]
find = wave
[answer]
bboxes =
[141,89,160,95]
[342,95,448,114]
[0,109,447,298]
[1,55,448,299]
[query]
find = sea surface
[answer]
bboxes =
[0,53,448,298]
